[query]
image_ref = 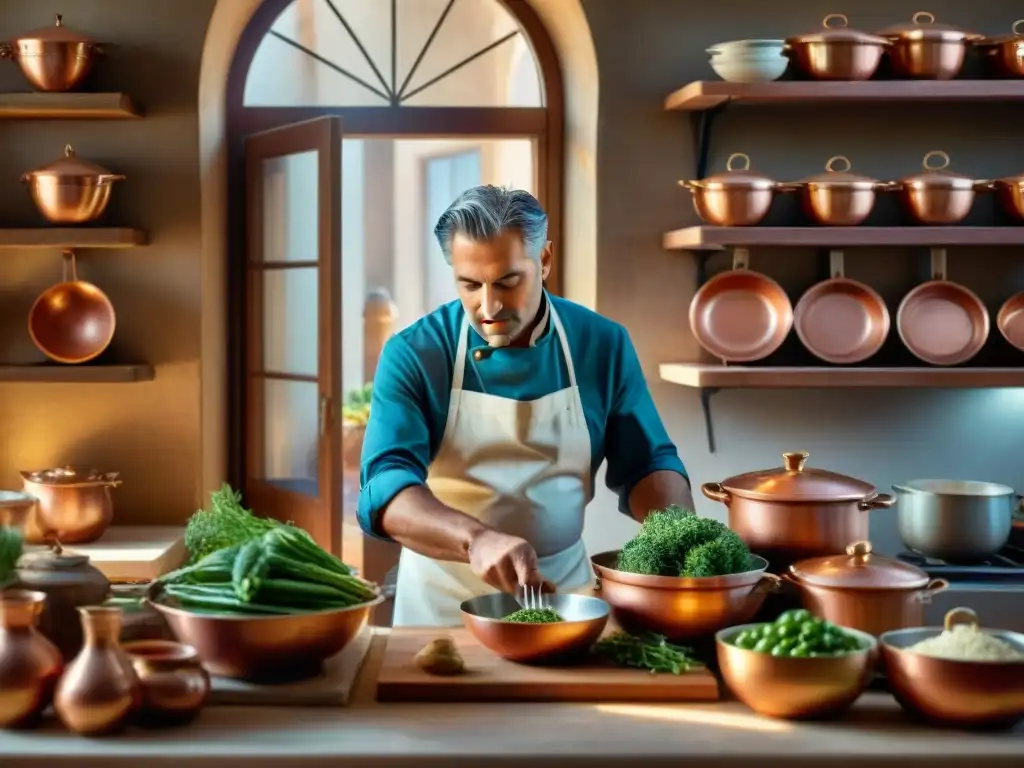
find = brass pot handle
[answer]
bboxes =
[755,573,782,594]
[845,540,873,558]
[915,578,949,604]
[858,493,895,512]
[782,451,809,471]
[943,606,978,632]
[922,150,951,171]
[825,155,852,174]
[678,179,699,190]
[97,174,126,185]
[726,152,751,172]
[912,11,936,26]
[1013,19,1024,36]
[700,482,731,504]
[822,13,849,29]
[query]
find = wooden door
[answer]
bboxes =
[244,116,343,555]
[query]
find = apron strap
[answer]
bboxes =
[452,316,470,391]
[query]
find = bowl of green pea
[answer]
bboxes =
[716,609,878,719]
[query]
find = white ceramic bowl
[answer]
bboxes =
[707,38,786,56]
[709,52,788,83]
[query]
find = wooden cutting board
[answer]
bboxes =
[376,627,720,703]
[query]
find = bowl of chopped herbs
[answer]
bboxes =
[590,505,779,640]
[460,592,609,664]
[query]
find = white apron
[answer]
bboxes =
[392,301,595,627]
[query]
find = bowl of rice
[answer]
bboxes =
[880,607,1024,728]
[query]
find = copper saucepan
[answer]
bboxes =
[889,150,990,226]
[678,152,780,227]
[784,13,891,81]
[688,248,793,363]
[779,155,887,226]
[974,20,1024,78]
[897,248,989,366]
[997,292,1024,352]
[877,11,982,80]
[28,250,116,365]
[988,170,1024,221]
[794,250,890,365]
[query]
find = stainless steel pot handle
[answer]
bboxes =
[858,492,895,511]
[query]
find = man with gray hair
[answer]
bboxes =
[358,185,693,626]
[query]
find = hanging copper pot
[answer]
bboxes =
[22,145,125,224]
[678,152,781,226]
[0,14,103,92]
[876,11,982,79]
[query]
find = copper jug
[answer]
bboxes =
[10,542,110,659]
[124,640,209,727]
[54,606,141,736]
[20,465,120,544]
[0,590,63,728]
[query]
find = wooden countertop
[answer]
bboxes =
[1,630,1020,767]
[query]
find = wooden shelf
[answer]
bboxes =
[0,228,147,249]
[663,226,1024,251]
[660,364,1024,389]
[665,80,1024,112]
[0,92,141,119]
[0,365,155,383]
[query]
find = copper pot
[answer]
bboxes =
[877,12,982,80]
[785,541,949,637]
[8,542,111,659]
[123,640,210,728]
[975,20,1024,78]
[989,172,1024,221]
[701,451,895,571]
[0,14,104,92]
[779,155,887,226]
[591,551,779,640]
[784,13,890,81]
[998,292,1024,352]
[679,152,780,226]
[19,465,121,544]
[22,144,124,224]
[54,606,142,736]
[0,590,64,729]
[890,150,989,225]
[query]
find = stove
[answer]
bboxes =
[897,544,1024,583]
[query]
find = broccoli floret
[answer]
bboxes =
[616,505,751,578]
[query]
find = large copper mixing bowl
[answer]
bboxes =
[591,552,778,640]
[717,623,877,719]
[880,607,1024,729]
[148,592,383,682]
[461,593,609,664]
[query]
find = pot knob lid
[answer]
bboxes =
[789,540,929,589]
[788,13,889,45]
[692,152,778,186]
[799,155,880,184]
[19,541,91,571]
[720,451,877,501]
[25,145,114,179]
[15,14,97,44]
[899,150,976,187]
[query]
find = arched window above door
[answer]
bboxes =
[244,0,544,108]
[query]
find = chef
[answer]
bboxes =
[357,185,694,626]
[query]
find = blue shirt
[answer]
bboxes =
[357,294,687,541]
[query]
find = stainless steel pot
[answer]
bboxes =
[893,479,1017,563]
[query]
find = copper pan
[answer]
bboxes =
[794,250,890,365]
[997,291,1024,352]
[28,250,115,365]
[689,248,793,362]
[897,248,989,366]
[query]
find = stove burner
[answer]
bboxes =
[897,545,1024,583]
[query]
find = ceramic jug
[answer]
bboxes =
[54,605,141,736]
[0,590,63,728]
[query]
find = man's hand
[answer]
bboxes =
[468,529,554,594]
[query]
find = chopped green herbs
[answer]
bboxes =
[502,607,564,623]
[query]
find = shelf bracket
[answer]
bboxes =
[696,253,714,285]
[693,103,727,179]
[699,386,721,453]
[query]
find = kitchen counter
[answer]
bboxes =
[1,632,1020,767]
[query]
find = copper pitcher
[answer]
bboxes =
[19,465,120,544]
[0,590,63,729]
[54,606,141,736]
[124,640,209,727]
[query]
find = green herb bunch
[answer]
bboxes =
[593,631,703,674]
[184,484,280,562]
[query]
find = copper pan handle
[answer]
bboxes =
[754,573,782,594]
[914,578,949,604]
[97,173,125,185]
[930,247,947,281]
[700,482,731,504]
[731,247,749,271]
[858,492,895,512]
[678,179,701,190]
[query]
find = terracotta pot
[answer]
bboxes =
[124,640,209,728]
[786,540,949,636]
[54,606,141,736]
[20,464,120,544]
[701,451,895,572]
[0,590,63,729]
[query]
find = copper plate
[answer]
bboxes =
[794,251,889,364]
[689,249,793,362]
[997,292,1024,352]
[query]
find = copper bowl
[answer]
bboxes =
[716,622,877,719]
[880,607,1024,729]
[591,552,778,640]
[148,592,383,683]
[123,640,209,728]
[460,593,609,664]
[0,15,104,93]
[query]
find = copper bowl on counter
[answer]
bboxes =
[123,640,209,728]
[461,593,609,664]
[148,589,383,683]
[717,622,877,719]
[880,608,1024,729]
[784,540,948,637]
[591,551,778,640]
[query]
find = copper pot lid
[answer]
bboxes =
[898,150,978,190]
[14,14,96,44]
[718,451,877,502]
[792,155,881,189]
[787,13,889,45]
[977,20,1024,46]
[789,540,929,590]
[877,11,981,42]
[20,465,120,487]
[683,153,777,191]
[23,145,114,180]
